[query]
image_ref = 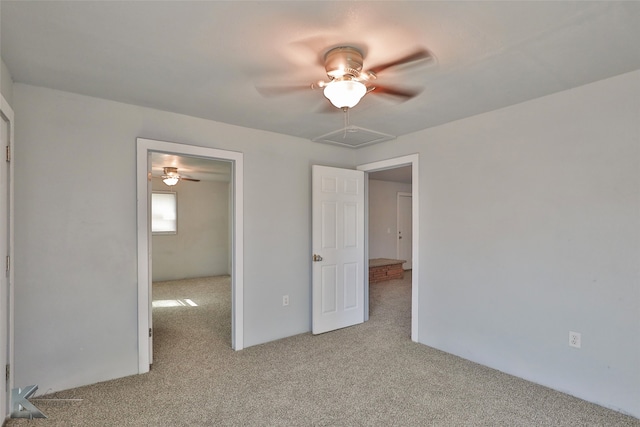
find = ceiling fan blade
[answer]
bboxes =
[181,177,200,182]
[255,84,317,98]
[366,49,433,76]
[370,84,423,100]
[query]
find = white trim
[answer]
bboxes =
[136,138,244,373]
[1,94,15,419]
[362,177,370,322]
[358,154,419,342]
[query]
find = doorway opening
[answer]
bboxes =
[137,138,244,373]
[358,154,419,342]
[150,153,233,355]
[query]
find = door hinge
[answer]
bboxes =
[5,364,9,383]
[5,145,9,162]
[5,255,9,275]
[149,328,153,338]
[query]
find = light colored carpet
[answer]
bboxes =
[6,273,639,426]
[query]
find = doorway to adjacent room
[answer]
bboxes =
[358,154,419,342]
[136,138,244,373]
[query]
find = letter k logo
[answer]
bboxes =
[11,385,47,419]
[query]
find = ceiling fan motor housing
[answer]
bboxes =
[324,46,364,80]
[163,167,178,175]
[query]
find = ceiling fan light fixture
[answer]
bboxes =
[323,80,367,109]
[162,176,179,186]
[162,167,180,186]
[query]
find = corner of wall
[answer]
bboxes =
[1,57,14,106]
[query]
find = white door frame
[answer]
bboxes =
[357,154,419,342]
[136,138,244,373]
[1,94,15,420]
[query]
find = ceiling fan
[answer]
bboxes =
[258,45,434,110]
[158,167,200,186]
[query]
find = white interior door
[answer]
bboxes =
[397,192,412,270]
[312,165,365,334]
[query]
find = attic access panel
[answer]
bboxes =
[312,126,396,149]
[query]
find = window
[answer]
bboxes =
[152,192,177,234]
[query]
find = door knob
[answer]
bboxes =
[313,254,323,262]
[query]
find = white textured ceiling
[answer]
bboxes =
[2,1,640,146]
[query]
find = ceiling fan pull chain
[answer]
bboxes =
[345,108,348,138]
[343,107,348,139]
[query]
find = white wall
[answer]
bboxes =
[1,58,13,105]
[368,179,412,260]
[10,70,640,417]
[357,70,640,418]
[12,83,356,393]
[151,177,229,281]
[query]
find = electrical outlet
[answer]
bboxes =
[569,331,581,348]
[282,295,289,306]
